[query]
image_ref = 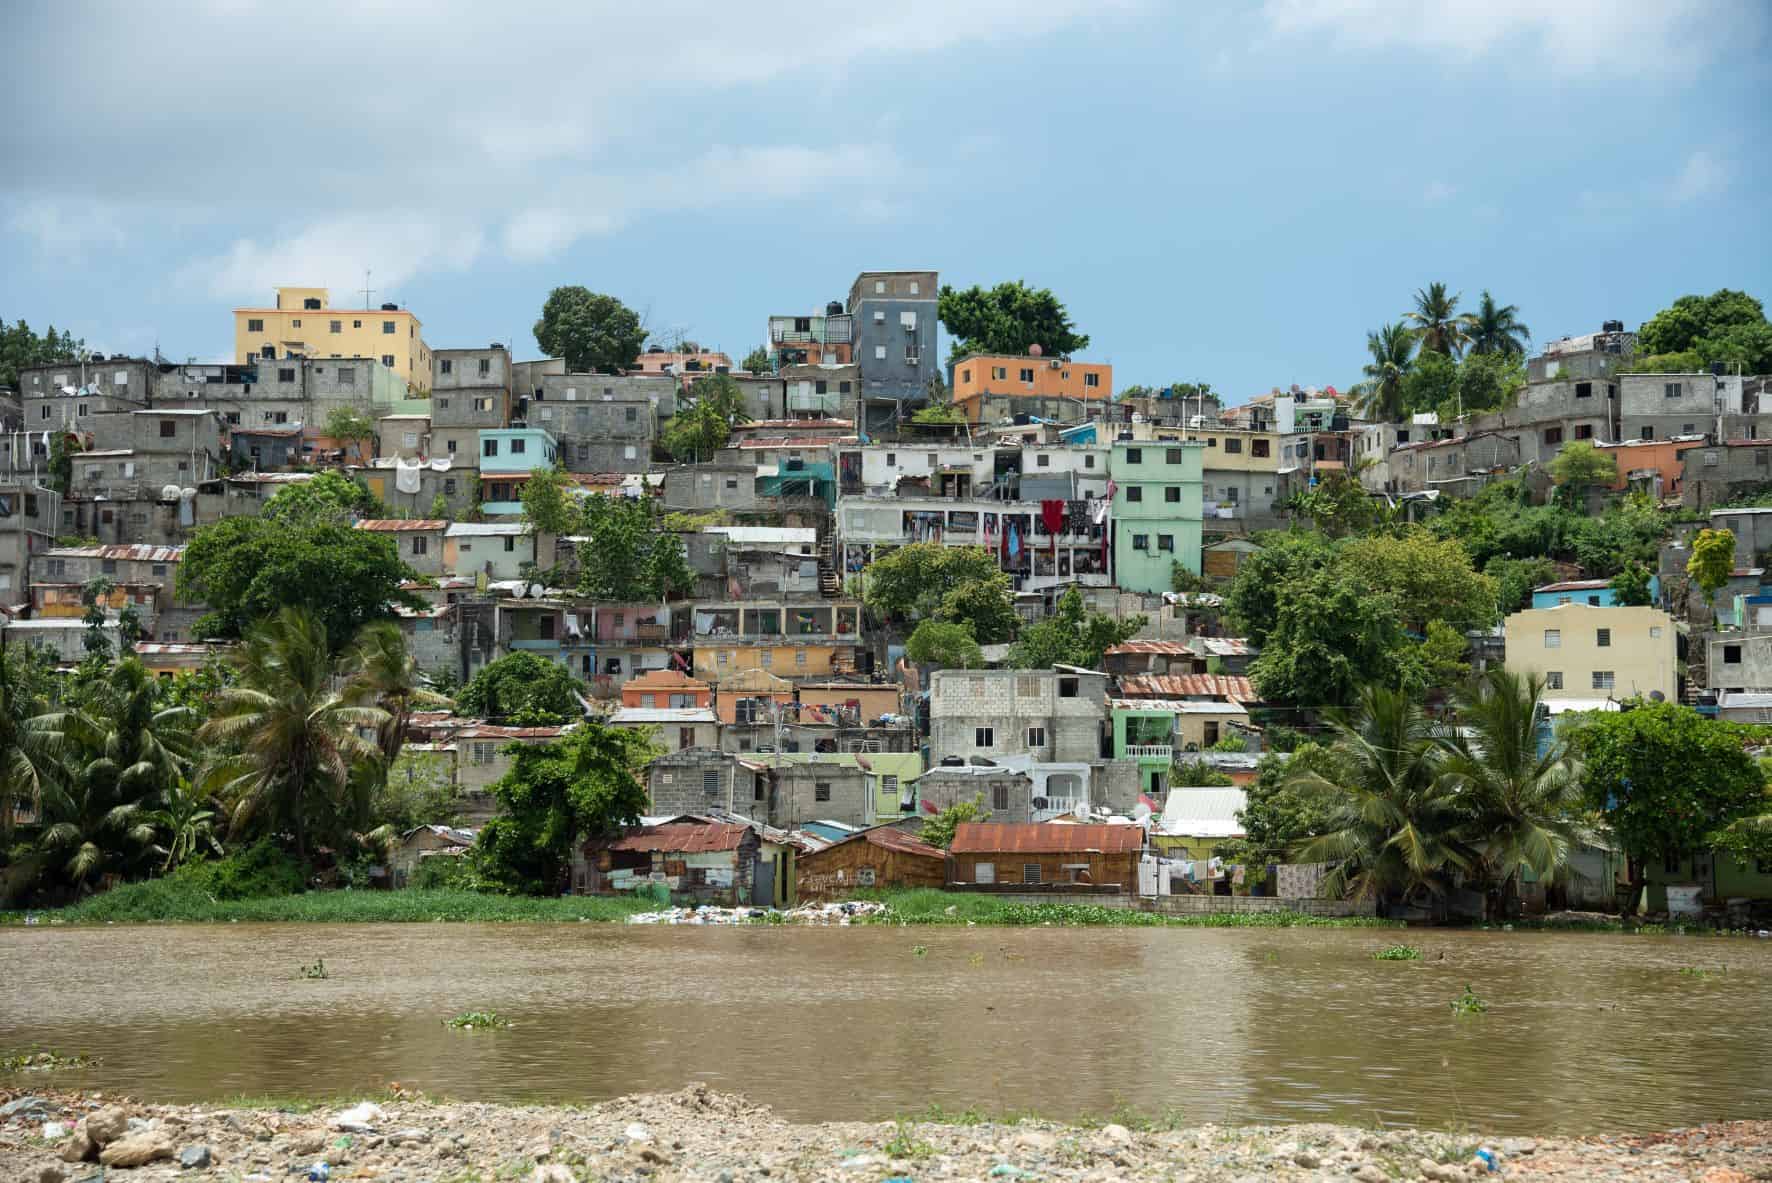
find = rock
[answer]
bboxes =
[624,1122,652,1143]
[60,1129,97,1163]
[1353,1164,1388,1183]
[640,1147,672,1165]
[178,1145,213,1170]
[1102,1123,1132,1144]
[1015,1130,1057,1152]
[85,1105,132,1147]
[1498,1137,1536,1157]
[291,1131,328,1156]
[1294,1150,1322,1169]
[530,1166,575,1183]
[99,1128,176,1168]
[386,1128,431,1146]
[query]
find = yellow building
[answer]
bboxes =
[1503,603,1677,704]
[234,286,431,392]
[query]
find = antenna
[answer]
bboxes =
[360,270,375,309]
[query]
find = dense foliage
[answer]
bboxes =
[904,620,985,670]
[532,286,646,374]
[0,318,83,389]
[937,280,1089,365]
[455,652,586,725]
[1007,587,1144,670]
[1634,289,1772,375]
[575,494,694,602]
[861,544,1018,643]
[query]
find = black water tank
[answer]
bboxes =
[1603,319,1624,333]
[381,302,398,311]
[827,301,843,316]
[1712,362,1728,376]
[304,297,322,310]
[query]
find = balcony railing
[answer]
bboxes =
[1124,744,1173,759]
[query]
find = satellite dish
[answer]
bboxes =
[180,488,197,501]
[1030,796,1049,810]
[160,484,181,501]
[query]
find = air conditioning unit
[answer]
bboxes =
[1049,360,1061,369]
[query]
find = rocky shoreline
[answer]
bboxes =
[4,1085,1768,1182]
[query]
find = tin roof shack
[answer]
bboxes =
[1152,787,1248,861]
[585,818,761,907]
[912,764,1036,825]
[947,822,1143,892]
[796,826,947,901]
[389,825,477,888]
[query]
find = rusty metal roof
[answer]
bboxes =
[948,822,1144,855]
[1103,640,1195,656]
[356,519,448,531]
[609,821,751,853]
[1117,673,1255,702]
[861,826,946,859]
[450,723,571,740]
[43,544,185,562]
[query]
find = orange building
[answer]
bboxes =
[1596,436,1708,500]
[950,350,1111,424]
[620,668,713,710]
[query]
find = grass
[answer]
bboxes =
[881,1120,936,1160]
[1374,943,1424,961]
[1678,965,1726,979]
[444,1011,511,1031]
[13,884,652,925]
[863,888,1403,929]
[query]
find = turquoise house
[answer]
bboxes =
[1530,577,1659,611]
[477,427,559,515]
[1110,439,1204,593]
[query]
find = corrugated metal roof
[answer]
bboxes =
[704,526,818,546]
[1158,788,1248,837]
[1195,637,1255,657]
[1103,640,1195,656]
[446,522,532,536]
[949,822,1143,855]
[1109,698,1248,715]
[609,821,751,853]
[861,826,946,859]
[450,723,571,739]
[43,544,185,562]
[357,519,448,531]
[608,707,718,724]
[1535,579,1610,593]
[1117,673,1255,702]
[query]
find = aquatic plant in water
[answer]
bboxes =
[1450,984,1488,1015]
[444,1011,511,1030]
[1,1049,98,1072]
[1374,944,1423,961]
[298,958,329,980]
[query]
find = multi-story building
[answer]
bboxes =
[534,373,670,474]
[354,519,447,578]
[689,599,865,683]
[18,357,152,434]
[443,522,540,581]
[28,543,196,640]
[928,667,1110,765]
[1503,603,1677,704]
[837,493,1110,594]
[632,347,734,385]
[768,305,854,369]
[949,350,1111,425]
[779,363,859,423]
[1109,439,1205,593]
[431,345,512,467]
[1617,371,1746,443]
[233,287,432,392]
[1526,322,1636,383]
[476,427,559,514]
[0,481,61,607]
[849,270,938,429]
[1170,425,1284,529]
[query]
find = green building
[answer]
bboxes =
[1110,439,1205,593]
[1110,701,1178,796]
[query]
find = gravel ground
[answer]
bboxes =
[4,1085,1769,1182]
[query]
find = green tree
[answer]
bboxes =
[1484,556,1559,616]
[428,492,451,521]
[533,287,647,374]
[575,494,692,601]
[1687,527,1736,617]
[1351,322,1415,421]
[1609,561,1654,607]
[198,607,389,861]
[1397,349,1457,417]
[0,647,56,841]
[0,318,84,389]
[1547,440,1617,503]
[1453,350,1526,415]
[1290,686,1472,911]
[346,621,451,767]
[1404,282,1473,357]
[1282,470,1378,538]
[1443,671,1583,918]
[904,620,985,670]
[473,723,656,894]
[456,651,585,725]
[919,795,988,850]
[1337,530,1497,633]
[262,471,382,523]
[519,465,580,536]
[661,400,735,462]
[47,431,82,496]
[1247,566,1410,708]
[1225,532,1333,645]
[323,406,375,456]
[1222,746,1345,865]
[938,280,1089,364]
[142,779,223,874]
[911,402,967,425]
[741,346,770,374]
[79,577,116,663]
[861,544,1003,623]
[1007,587,1144,669]
[1396,619,1472,694]
[178,515,421,650]
[1637,289,1772,374]
[1466,291,1532,357]
[1170,759,1235,787]
[937,576,1018,645]
[1574,702,1766,901]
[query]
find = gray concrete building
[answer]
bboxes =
[535,373,671,473]
[849,271,939,431]
[0,480,60,606]
[17,358,154,432]
[1684,439,1772,508]
[1526,324,1636,383]
[928,667,1111,766]
[431,346,512,467]
[779,363,860,424]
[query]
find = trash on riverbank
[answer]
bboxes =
[625,900,888,926]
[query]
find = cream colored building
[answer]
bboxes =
[234,286,431,392]
[1503,603,1676,704]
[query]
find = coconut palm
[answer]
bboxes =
[1467,291,1532,357]
[142,779,223,873]
[346,621,451,768]
[1351,322,1417,421]
[199,606,388,861]
[0,653,55,840]
[1442,670,1583,919]
[1288,685,1474,912]
[32,769,160,888]
[1404,282,1473,357]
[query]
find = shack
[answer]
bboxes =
[796,825,948,900]
[947,822,1143,892]
[580,815,787,907]
[388,824,477,888]
[1151,787,1247,861]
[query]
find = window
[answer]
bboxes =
[1681,423,1696,435]
[278,367,295,382]
[991,366,1006,381]
[1575,424,1593,440]
[1543,427,1563,445]
[1724,644,1742,664]
[330,320,342,333]
[759,649,773,668]
[1019,368,1034,383]
[1588,595,1601,606]
[974,727,994,748]
[960,369,971,384]
[444,479,457,494]
[472,742,496,765]
[1592,670,1615,690]
[1575,382,1592,398]
[874,345,887,361]
[39,405,49,420]
[157,419,177,438]
[1650,626,1663,638]
[447,439,458,454]
[1641,425,1654,440]
[1126,448,1142,463]
[478,358,491,377]
[874,279,885,294]
[725,479,738,490]
[754,777,766,802]
[1663,852,1682,874]
[1163,448,1183,464]
[1224,438,1242,454]
[1132,533,1149,550]
[503,536,516,553]
[411,537,428,555]
[1084,372,1099,388]
[885,452,896,466]
[1016,675,1041,697]
[1596,628,1611,648]
[483,439,499,457]
[1545,671,1563,689]
[1058,676,1078,698]
[1543,629,1561,648]
[812,780,832,803]
[382,320,396,334]
[247,318,264,332]
[403,432,419,449]
[511,438,526,454]
[1037,454,1050,467]
[1085,455,1096,468]
[702,769,720,794]
[908,280,920,295]
[473,396,493,411]
[795,649,807,667]
[1664,382,1682,399]
[1158,534,1174,551]
[1165,486,1180,503]
[224,411,239,425]
[1127,486,1143,502]
[974,863,996,885]
[353,319,362,328]
[1026,726,1046,747]
[1021,863,1043,885]
[440,359,453,375]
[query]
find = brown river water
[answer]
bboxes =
[2,924,1768,1133]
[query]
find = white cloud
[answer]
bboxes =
[1668,149,1730,204]
[5,198,126,258]
[1260,0,1744,74]
[181,215,487,304]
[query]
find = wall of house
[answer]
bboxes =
[913,771,1032,824]
[796,841,946,901]
[1503,604,1677,701]
[928,670,1108,765]
[769,764,870,829]
[949,850,1140,892]
[1709,632,1772,691]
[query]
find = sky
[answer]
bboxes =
[3,0,1769,402]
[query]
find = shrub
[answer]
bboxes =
[175,840,305,900]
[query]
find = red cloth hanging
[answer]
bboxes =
[1042,499,1065,564]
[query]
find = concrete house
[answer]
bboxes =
[607,705,720,753]
[1110,439,1205,592]
[444,522,537,581]
[928,667,1110,767]
[1503,603,1677,704]
[355,519,447,577]
[849,270,939,430]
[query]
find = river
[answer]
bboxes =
[3,923,1767,1134]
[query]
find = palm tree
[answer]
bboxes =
[1442,670,1583,919]
[1288,685,1473,913]
[1466,291,1532,357]
[1351,322,1416,421]
[0,654,55,841]
[199,607,388,861]
[1404,282,1473,357]
[143,779,223,873]
[345,621,451,768]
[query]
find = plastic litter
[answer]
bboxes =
[624,1123,651,1143]
[626,900,888,926]
[307,1163,330,1182]
[330,1102,385,1132]
[1474,1148,1498,1172]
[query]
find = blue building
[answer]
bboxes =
[849,270,938,433]
[1529,577,1659,611]
[477,427,559,515]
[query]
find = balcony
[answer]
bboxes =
[510,638,562,651]
[1124,744,1173,760]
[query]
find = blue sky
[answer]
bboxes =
[3,0,1768,401]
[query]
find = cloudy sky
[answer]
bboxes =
[3,0,1768,398]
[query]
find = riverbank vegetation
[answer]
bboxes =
[865,889,1400,928]
[8,883,650,925]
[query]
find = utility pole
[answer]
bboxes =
[360,270,375,309]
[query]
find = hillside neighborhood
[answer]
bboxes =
[3,278,1771,925]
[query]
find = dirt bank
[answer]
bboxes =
[4,1084,1768,1181]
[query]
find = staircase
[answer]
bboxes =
[818,537,841,597]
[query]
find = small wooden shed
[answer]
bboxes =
[796,825,948,900]
[948,822,1144,893]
